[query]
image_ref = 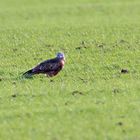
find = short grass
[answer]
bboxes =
[0,0,140,139]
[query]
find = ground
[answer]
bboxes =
[0,0,140,139]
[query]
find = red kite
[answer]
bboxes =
[23,52,65,77]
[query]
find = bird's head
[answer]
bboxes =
[56,52,65,60]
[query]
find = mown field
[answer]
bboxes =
[0,0,140,139]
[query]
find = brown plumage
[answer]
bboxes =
[23,52,65,78]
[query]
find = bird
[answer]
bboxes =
[23,52,65,78]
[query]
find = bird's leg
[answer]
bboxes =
[45,74,49,77]
[45,73,53,77]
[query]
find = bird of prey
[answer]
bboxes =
[23,52,65,78]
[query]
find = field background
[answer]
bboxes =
[0,0,140,139]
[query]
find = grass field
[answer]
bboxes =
[0,0,140,139]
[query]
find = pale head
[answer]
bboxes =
[56,52,65,60]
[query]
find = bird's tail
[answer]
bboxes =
[23,69,34,78]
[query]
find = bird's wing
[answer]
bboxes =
[32,58,62,73]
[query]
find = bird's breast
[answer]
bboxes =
[60,60,65,68]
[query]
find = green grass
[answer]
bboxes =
[0,0,140,139]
